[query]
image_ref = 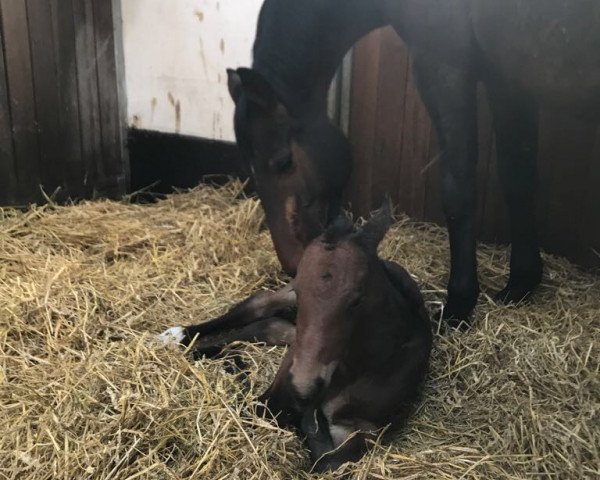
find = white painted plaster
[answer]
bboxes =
[121,0,263,140]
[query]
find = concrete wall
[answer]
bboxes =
[121,0,263,141]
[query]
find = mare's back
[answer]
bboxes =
[472,0,600,114]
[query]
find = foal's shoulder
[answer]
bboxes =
[381,260,421,298]
[381,260,428,319]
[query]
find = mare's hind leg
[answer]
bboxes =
[487,85,543,304]
[190,317,295,358]
[160,282,296,347]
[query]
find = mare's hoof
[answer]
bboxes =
[159,326,186,346]
[496,258,542,305]
[439,297,476,331]
[495,283,536,305]
[439,311,471,331]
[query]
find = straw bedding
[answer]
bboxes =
[0,181,598,479]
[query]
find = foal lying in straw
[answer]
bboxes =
[162,205,432,473]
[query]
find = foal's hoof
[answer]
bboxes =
[159,326,186,346]
[311,454,351,477]
[254,401,270,419]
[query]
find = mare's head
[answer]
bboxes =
[227,68,351,275]
[293,203,393,354]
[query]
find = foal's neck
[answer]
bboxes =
[252,0,385,116]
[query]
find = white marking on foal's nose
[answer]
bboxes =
[159,326,185,345]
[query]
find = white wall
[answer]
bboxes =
[121,0,263,141]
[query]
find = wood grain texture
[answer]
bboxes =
[586,128,600,268]
[369,27,410,214]
[51,0,85,199]
[346,29,382,216]
[73,0,102,198]
[28,0,64,197]
[92,0,127,197]
[0,0,126,205]
[0,0,41,204]
[0,5,17,204]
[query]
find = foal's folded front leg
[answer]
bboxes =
[259,348,339,431]
[306,401,375,474]
[310,428,370,474]
[257,349,304,428]
[190,317,295,358]
[159,282,296,348]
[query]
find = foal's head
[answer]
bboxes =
[228,68,351,275]
[293,203,393,351]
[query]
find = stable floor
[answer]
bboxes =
[0,182,597,479]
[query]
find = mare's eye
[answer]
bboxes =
[273,155,293,173]
[348,295,362,309]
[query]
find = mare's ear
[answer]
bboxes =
[361,198,393,251]
[230,67,287,115]
[227,68,243,104]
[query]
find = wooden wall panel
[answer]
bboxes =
[0,0,41,204]
[51,0,85,198]
[28,0,64,197]
[350,28,600,269]
[73,0,103,199]
[0,15,17,203]
[346,29,382,215]
[0,0,127,206]
[92,0,128,197]
[536,114,600,265]
[586,130,600,265]
[368,27,410,215]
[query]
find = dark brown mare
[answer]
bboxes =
[161,204,432,473]
[227,0,600,323]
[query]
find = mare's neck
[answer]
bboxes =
[252,0,385,117]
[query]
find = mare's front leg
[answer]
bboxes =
[160,282,296,347]
[487,84,542,303]
[414,53,479,324]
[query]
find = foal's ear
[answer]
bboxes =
[233,67,283,113]
[227,68,243,104]
[361,198,393,250]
